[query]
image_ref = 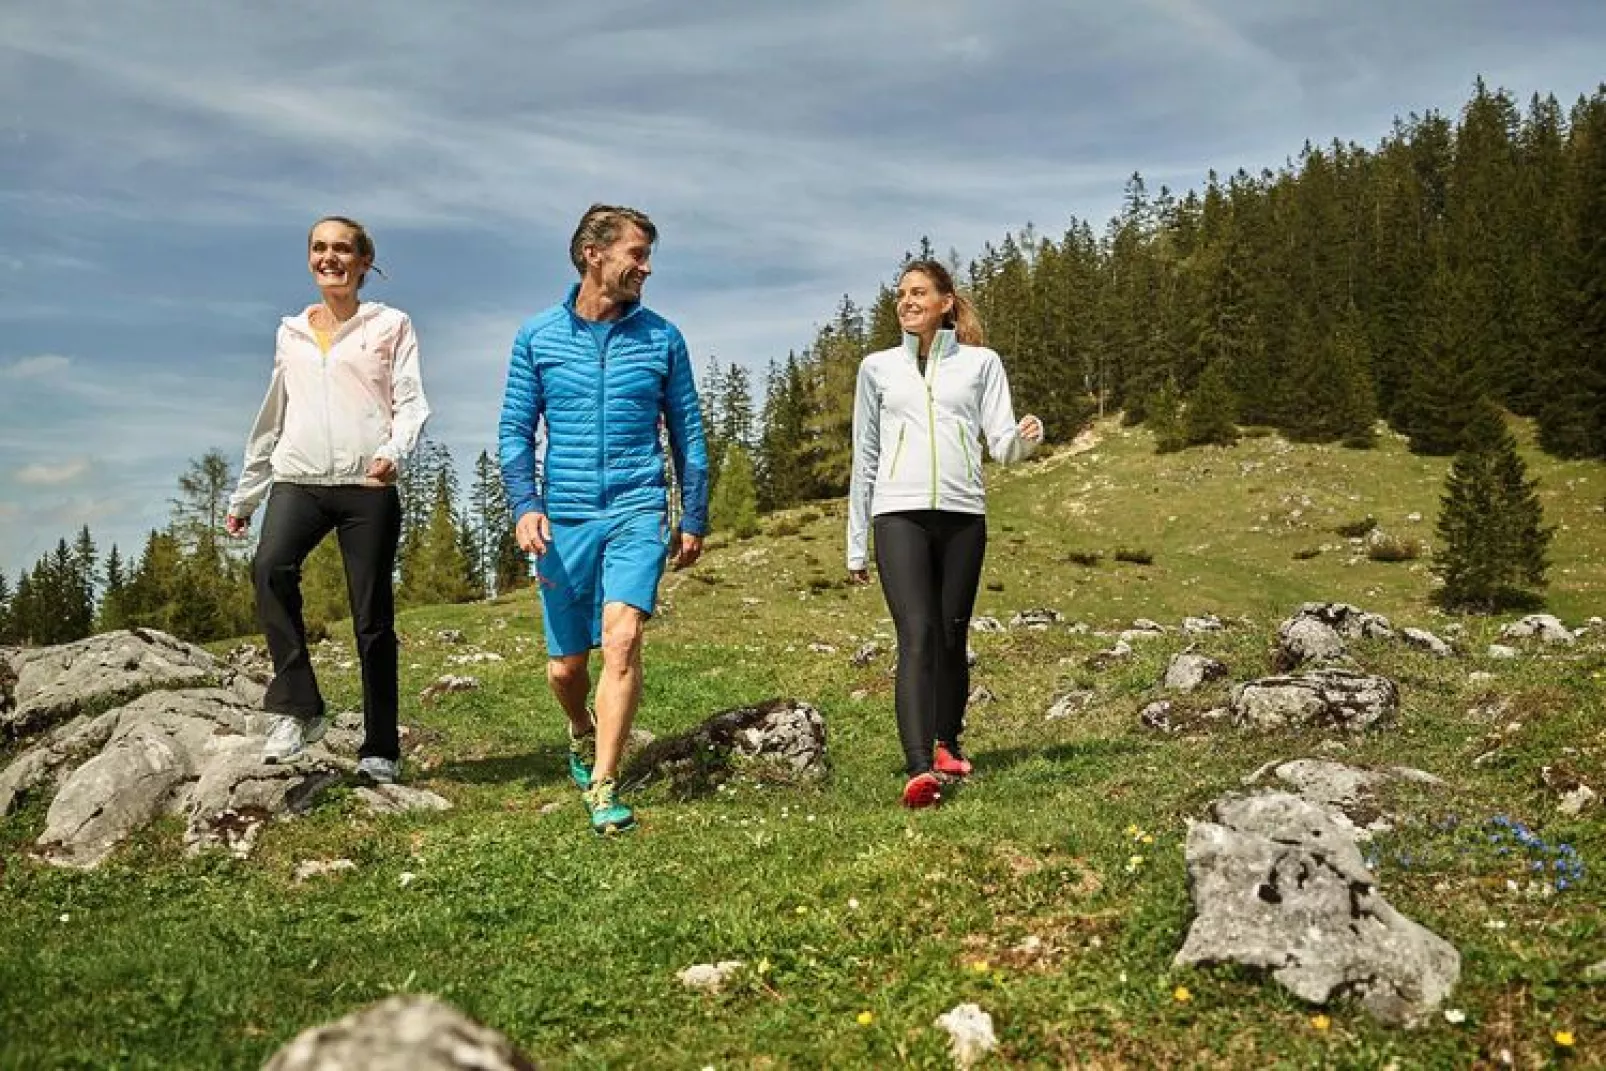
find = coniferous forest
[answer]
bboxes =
[3,79,1603,645]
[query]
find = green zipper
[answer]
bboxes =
[889,423,907,479]
[959,428,975,482]
[925,365,939,509]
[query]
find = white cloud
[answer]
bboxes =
[16,458,90,486]
[2,354,71,379]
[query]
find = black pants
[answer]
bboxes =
[873,510,987,775]
[253,483,402,761]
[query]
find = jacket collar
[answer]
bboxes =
[283,300,387,339]
[902,328,957,364]
[564,283,644,327]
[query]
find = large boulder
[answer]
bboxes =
[1274,617,1347,672]
[31,688,344,868]
[624,698,827,794]
[263,995,537,1071]
[1,629,235,739]
[1293,602,1396,640]
[1231,670,1399,732]
[1176,792,1460,1027]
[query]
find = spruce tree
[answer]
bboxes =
[1146,376,1186,454]
[11,570,36,646]
[0,571,13,645]
[709,444,761,539]
[97,545,128,633]
[1183,361,1239,447]
[1434,402,1553,611]
[757,354,811,512]
[401,470,475,606]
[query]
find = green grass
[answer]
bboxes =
[2,418,1604,1068]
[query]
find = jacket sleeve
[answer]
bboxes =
[227,342,288,520]
[374,313,431,469]
[846,358,880,571]
[979,350,1040,464]
[663,328,710,536]
[497,325,546,521]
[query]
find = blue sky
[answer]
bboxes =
[2,0,1604,578]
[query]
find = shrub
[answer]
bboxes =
[1292,546,1322,561]
[1335,515,1378,538]
[1367,535,1422,562]
[1114,547,1154,565]
[1065,550,1103,567]
[767,520,802,538]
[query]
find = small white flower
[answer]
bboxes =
[57,913,70,923]
[398,871,416,887]
[1444,1008,1467,1024]
[847,898,860,910]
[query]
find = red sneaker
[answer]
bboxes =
[933,742,972,778]
[902,772,943,809]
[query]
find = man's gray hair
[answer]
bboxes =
[569,204,657,276]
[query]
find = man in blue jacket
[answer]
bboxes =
[498,204,710,834]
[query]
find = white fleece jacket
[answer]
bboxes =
[228,302,431,519]
[846,329,1039,570]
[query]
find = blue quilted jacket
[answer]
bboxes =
[498,285,710,535]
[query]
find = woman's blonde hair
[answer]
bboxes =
[901,259,984,346]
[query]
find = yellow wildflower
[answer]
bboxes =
[856,1011,874,1027]
[1173,986,1192,1003]
[1555,1030,1575,1048]
[1311,1014,1331,1032]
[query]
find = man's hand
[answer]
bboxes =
[516,512,552,556]
[671,530,704,571]
[366,457,398,484]
[1018,414,1044,443]
[847,568,871,585]
[224,514,250,538]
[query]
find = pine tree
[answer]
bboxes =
[1434,402,1553,611]
[10,570,37,645]
[71,525,98,635]
[171,450,236,552]
[97,545,128,633]
[700,356,727,494]
[709,444,761,539]
[1406,260,1489,455]
[803,297,865,497]
[0,571,13,645]
[1287,305,1378,446]
[1146,376,1186,454]
[401,470,476,605]
[1183,361,1239,447]
[122,530,184,634]
[757,353,812,512]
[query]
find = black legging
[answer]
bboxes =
[873,510,987,775]
[253,482,403,760]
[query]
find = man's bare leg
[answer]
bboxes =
[547,653,593,737]
[592,601,646,782]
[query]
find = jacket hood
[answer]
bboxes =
[281,300,394,335]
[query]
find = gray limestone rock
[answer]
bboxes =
[1008,608,1062,629]
[1182,615,1226,633]
[1293,602,1396,640]
[623,698,827,793]
[1175,792,1460,1027]
[1231,670,1399,732]
[1500,614,1575,645]
[1163,653,1230,693]
[970,617,1005,633]
[1044,690,1095,721]
[262,995,538,1071]
[357,784,453,816]
[1401,628,1454,657]
[3,629,221,739]
[1275,617,1348,671]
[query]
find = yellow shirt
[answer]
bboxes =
[313,326,332,354]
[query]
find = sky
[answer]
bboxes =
[2,0,1604,579]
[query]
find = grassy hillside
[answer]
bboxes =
[2,418,1603,1068]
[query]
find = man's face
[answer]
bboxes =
[587,222,653,304]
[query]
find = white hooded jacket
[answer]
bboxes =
[847,329,1039,570]
[228,302,430,519]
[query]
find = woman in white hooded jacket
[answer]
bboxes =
[847,259,1042,808]
[224,216,430,781]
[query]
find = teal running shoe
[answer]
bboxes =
[584,776,636,835]
[568,725,596,791]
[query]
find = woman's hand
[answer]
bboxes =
[847,568,871,585]
[1018,414,1044,443]
[224,514,250,538]
[366,457,398,484]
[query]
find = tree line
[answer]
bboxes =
[0,439,526,648]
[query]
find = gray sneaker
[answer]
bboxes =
[356,756,401,784]
[262,712,330,764]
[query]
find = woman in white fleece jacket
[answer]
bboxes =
[847,259,1042,808]
[224,217,430,780]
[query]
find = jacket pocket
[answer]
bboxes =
[957,427,976,483]
[888,422,907,480]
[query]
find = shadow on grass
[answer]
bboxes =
[976,736,1153,778]
[430,746,570,788]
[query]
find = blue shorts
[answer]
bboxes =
[533,510,672,657]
